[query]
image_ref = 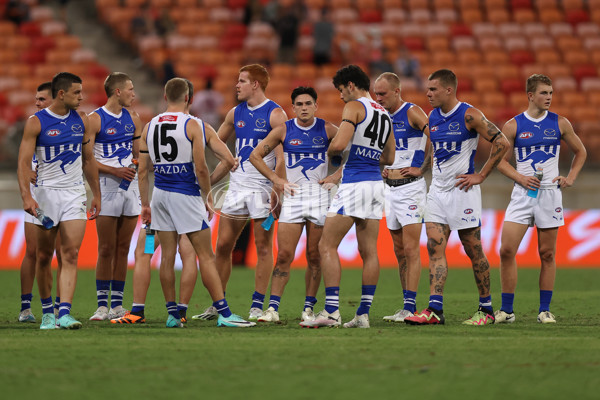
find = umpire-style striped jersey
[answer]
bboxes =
[230,99,281,188]
[386,102,426,169]
[93,106,137,191]
[513,111,561,188]
[282,118,329,185]
[35,108,85,188]
[146,112,204,196]
[341,97,393,184]
[428,102,478,191]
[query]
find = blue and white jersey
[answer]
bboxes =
[146,112,203,196]
[386,102,426,170]
[342,97,392,184]
[283,118,328,185]
[93,106,137,191]
[513,111,561,187]
[429,102,478,191]
[230,99,280,188]
[35,108,85,188]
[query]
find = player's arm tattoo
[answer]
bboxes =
[262,143,271,156]
[132,136,141,141]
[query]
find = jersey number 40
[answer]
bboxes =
[364,111,392,150]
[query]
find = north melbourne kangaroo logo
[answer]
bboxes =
[289,157,324,180]
[518,149,555,171]
[237,145,255,172]
[434,145,461,172]
[44,149,80,173]
[107,146,132,166]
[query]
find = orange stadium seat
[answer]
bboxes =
[487,9,510,24]
[428,36,450,50]
[513,9,536,23]
[435,9,458,23]
[556,36,583,53]
[563,50,590,66]
[546,64,572,79]
[484,49,509,64]
[461,9,484,24]
[433,0,455,10]
[533,0,559,9]
[473,77,498,92]
[495,64,520,80]
[509,92,527,110]
[539,8,563,24]
[536,49,562,64]
[482,92,507,108]
[561,0,584,10]
[484,0,506,9]
[510,50,535,66]
[478,36,503,49]
[530,36,554,50]
[458,49,483,65]
[410,9,432,23]
[457,0,480,9]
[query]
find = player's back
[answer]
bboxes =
[35,108,85,188]
[282,117,328,185]
[230,99,280,188]
[513,111,560,187]
[146,112,201,196]
[342,97,392,184]
[388,102,426,169]
[429,102,477,190]
[93,106,137,190]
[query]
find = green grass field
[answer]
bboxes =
[1,267,598,400]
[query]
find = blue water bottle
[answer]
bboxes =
[119,161,138,191]
[144,225,155,254]
[527,168,543,198]
[35,208,54,229]
[261,213,275,231]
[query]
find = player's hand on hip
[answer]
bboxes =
[455,173,483,191]
[205,194,214,221]
[29,169,37,185]
[399,166,423,177]
[231,157,240,172]
[553,175,572,189]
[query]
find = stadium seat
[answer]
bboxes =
[487,9,511,24]
[539,8,563,23]
[513,9,536,24]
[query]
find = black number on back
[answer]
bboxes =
[153,123,178,163]
[364,111,392,150]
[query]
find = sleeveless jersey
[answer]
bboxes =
[513,111,561,187]
[229,99,280,188]
[429,102,478,191]
[93,106,137,191]
[386,102,426,169]
[35,108,85,188]
[282,118,329,185]
[341,97,393,184]
[146,112,204,196]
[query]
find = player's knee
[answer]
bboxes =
[60,246,79,264]
[97,241,114,259]
[499,245,517,260]
[255,243,272,260]
[539,247,556,264]
[276,248,293,265]
[306,248,320,267]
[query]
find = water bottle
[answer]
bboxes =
[144,225,155,254]
[35,208,54,229]
[527,168,543,198]
[261,213,275,231]
[119,161,138,191]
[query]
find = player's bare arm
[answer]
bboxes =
[328,101,363,156]
[249,124,296,195]
[130,110,143,159]
[380,123,396,166]
[269,107,288,215]
[80,111,101,219]
[190,119,214,220]
[211,107,238,179]
[556,116,587,188]
[457,108,509,191]
[496,118,537,190]
[17,115,41,216]
[319,122,342,189]
[88,111,136,182]
[138,122,151,225]
[205,123,235,184]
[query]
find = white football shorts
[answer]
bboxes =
[504,185,564,228]
[424,185,482,231]
[150,187,209,234]
[328,180,385,220]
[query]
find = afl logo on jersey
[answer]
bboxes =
[449,122,460,131]
[72,124,83,133]
[544,129,557,137]
[408,205,417,210]
[519,132,533,139]
[430,126,438,132]
[236,120,245,128]
[47,129,60,137]
[464,208,473,214]
[256,118,266,128]
[106,128,117,135]
[125,124,135,133]
[289,139,302,146]
[555,207,562,213]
